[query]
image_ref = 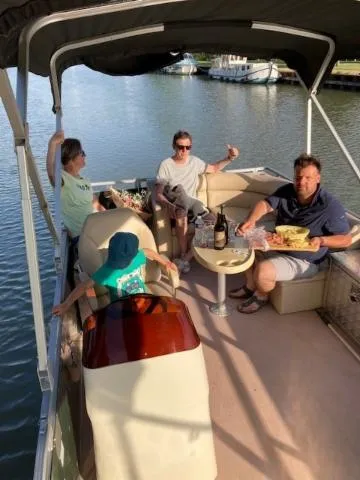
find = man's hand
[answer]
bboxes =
[237,220,255,236]
[309,236,323,250]
[226,144,239,161]
[49,130,64,147]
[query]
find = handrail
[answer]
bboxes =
[33,231,68,480]
[16,145,49,387]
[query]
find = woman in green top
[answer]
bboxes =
[52,232,178,317]
[46,131,105,239]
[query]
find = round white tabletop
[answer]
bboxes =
[192,237,255,316]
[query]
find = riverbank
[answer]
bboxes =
[278,68,360,91]
[197,60,360,74]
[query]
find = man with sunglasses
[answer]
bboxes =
[155,130,239,273]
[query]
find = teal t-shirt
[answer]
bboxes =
[91,249,147,302]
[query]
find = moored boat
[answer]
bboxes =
[208,55,281,84]
[161,53,197,75]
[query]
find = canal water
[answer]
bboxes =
[0,67,359,479]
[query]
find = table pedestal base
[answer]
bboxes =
[209,302,233,317]
[209,272,233,317]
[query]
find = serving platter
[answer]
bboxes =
[263,242,319,252]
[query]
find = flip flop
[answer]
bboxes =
[237,295,268,314]
[228,285,254,299]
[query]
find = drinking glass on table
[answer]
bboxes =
[228,220,237,245]
[203,219,215,248]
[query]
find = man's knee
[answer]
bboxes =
[255,260,277,283]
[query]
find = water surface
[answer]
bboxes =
[0,67,359,479]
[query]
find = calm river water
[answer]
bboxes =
[0,67,359,478]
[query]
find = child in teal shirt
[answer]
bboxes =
[53,232,177,316]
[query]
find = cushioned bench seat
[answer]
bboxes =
[151,171,360,314]
[270,270,327,314]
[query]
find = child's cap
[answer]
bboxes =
[106,232,139,269]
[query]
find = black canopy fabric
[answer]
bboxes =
[0,0,360,88]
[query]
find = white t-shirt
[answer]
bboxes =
[156,155,206,199]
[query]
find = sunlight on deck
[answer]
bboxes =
[177,262,360,480]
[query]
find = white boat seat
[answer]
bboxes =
[78,207,179,313]
[82,295,217,480]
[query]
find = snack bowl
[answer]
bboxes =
[275,225,310,242]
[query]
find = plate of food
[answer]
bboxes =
[265,225,318,251]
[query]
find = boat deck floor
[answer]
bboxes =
[71,261,360,480]
[176,262,360,480]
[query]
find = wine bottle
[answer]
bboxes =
[220,205,229,244]
[214,211,226,250]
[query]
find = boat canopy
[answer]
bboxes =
[0,0,360,89]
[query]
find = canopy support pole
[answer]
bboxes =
[49,24,165,109]
[306,97,312,154]
[0,68,62,390]
[17,34,62,269]
[54,108,63,272]
[0,64,60,245]
[252,22,335,95]
[296,73,360,182]
[16,144,51,391]
[310,93,360,182]
[252,22,336,156]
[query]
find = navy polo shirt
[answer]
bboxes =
[265,183,350,263]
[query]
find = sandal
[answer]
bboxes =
[237,295,268,314]
[228,285,254,299]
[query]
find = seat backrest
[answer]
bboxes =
[79,208,161,286]
[197,171,288,209]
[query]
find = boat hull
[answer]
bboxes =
[162,64,197,75]
[162,53,197,75]
[209,63,280,84]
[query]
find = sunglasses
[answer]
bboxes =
[175,144,192,151]
[79,150,86,157]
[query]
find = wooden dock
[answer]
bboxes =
[277,68,360,91]
[196,65,360,91]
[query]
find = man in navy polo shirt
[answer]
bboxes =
[230,154,352,314]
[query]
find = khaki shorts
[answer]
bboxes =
[259,251,320,282]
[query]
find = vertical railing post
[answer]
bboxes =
[16,145,52,391]
[54,110,63,273]
[306,96,312,154]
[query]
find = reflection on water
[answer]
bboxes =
[0,66,359,479]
